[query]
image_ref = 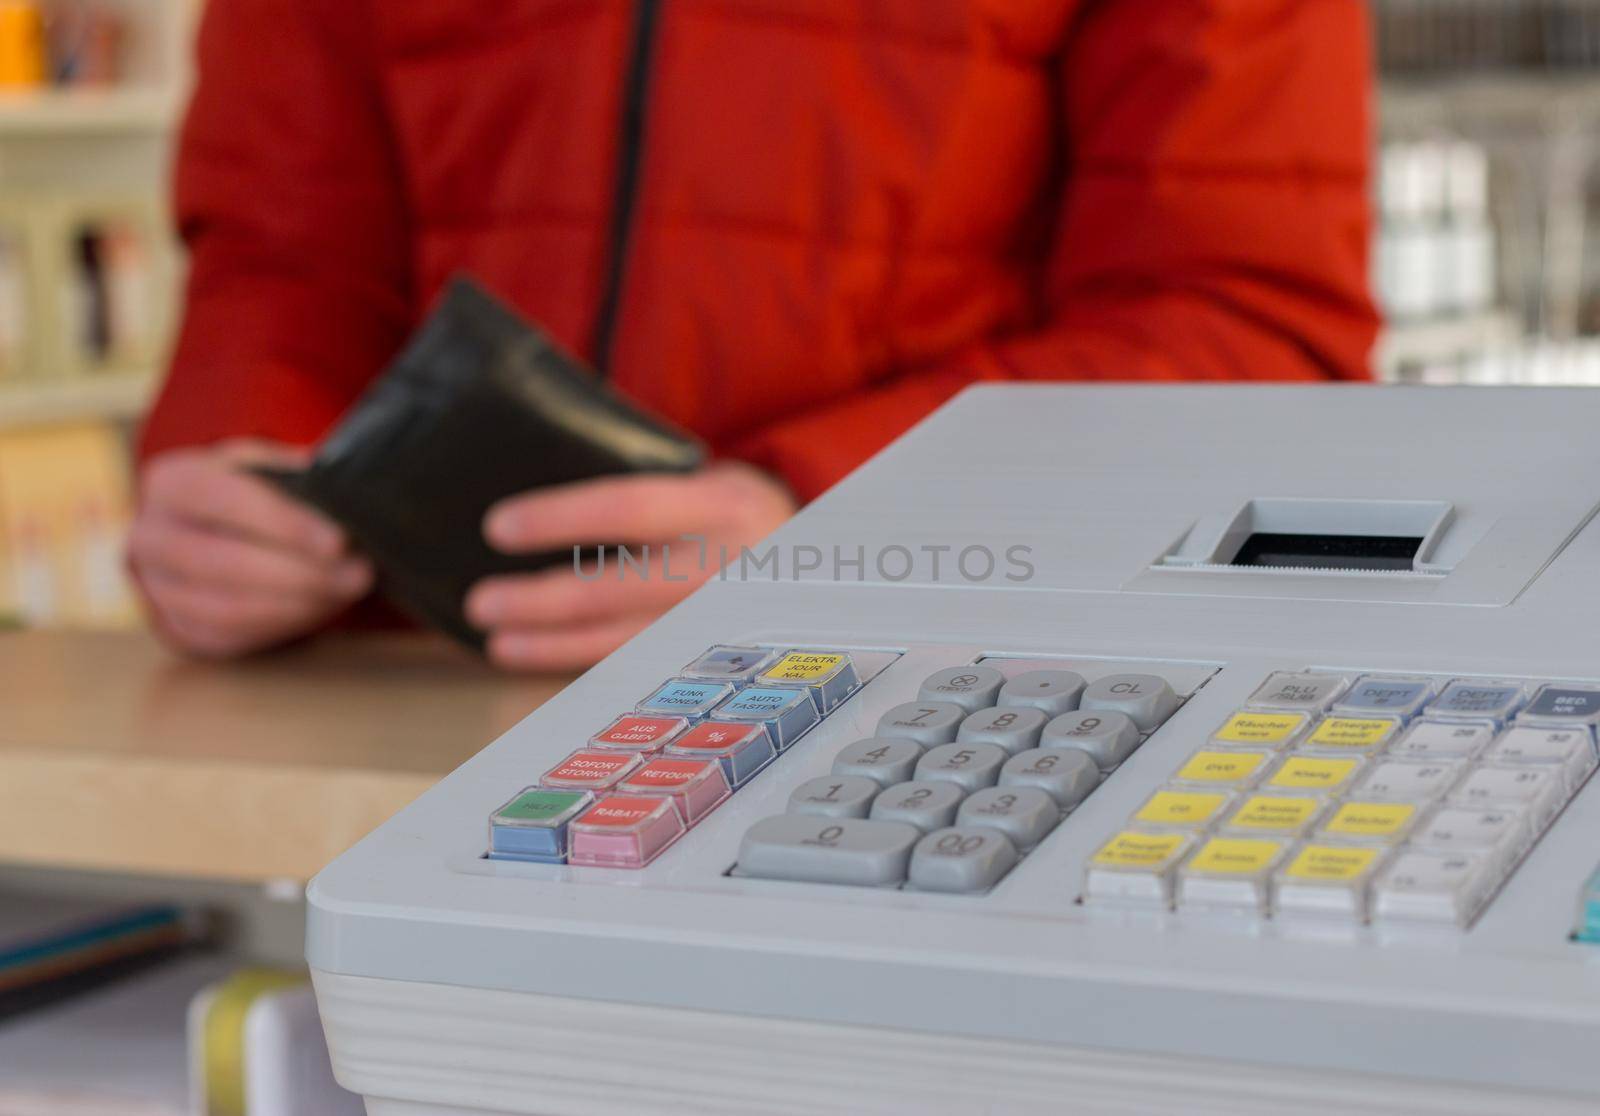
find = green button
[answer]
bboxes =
[497,789,588,825]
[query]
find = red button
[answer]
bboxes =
[670,721,765,753]
[568,795,685,868]
[590,715,689,753]
[540,750,641,792]
[619,758,731,824]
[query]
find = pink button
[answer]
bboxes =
[568,795,685,868]
[589,715,689,754]
[540,750,641,793]
[618,758,731,824]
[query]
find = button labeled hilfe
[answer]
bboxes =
[1317,800,1419,844]
[664,721,775,788]
[541,750,643,794]
[1222,794,1325,839]
[1274,844,1386,921]
[636,680,735,722]
[1084,830,1195,906]
[996,670,1086,717]
[1041,710,1140,770]
[568,795,686,868]
[1334,675,1435,721]
[1132,788,1233,830]
[736,815,920,887]
[1210,711,1309,750]
[589,714,689,754]
[1247,671,1348,713]
[1080,674,1180,733]
[488,788,593,863]
[679,644,777,684]
[1520,684,1600,728]
[1428,679,1525,724]
[1302,716,1401,754]
[1178,836,1289,913]
[1172,749,1271,789]
[715,686,821,751]
[618,758,731,825]
[957,706,1048,755]
[788,775,880,820]
[1392,720,1494,762]
[758,650,859,713]
[918,666,1005,713]
[1265,755,1364,794]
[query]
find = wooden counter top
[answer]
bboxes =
[0,630,572,882]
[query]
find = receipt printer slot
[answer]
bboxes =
[1159,499,1455,575]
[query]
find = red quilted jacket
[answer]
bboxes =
[140,0,1377,502]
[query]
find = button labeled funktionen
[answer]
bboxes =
[1131,788,1233,830]
[868,780,965,832]
[488,788,592,863]
[1449,766,1566,829]
[1173,749,1271,788]
[909,827,1018,893]
[996,670,1086,717]
[1356,760,1461,803]
[567,795,686,868]
[1485,726,1599,793]
[1040,710,1140,770]
[1334,675,1435,720]
[1222,794,1325,839]
[956,787,1061,850]
[589,714,689,754]
[1520,684,1600,728]
[918,666,1005,713]
[832,738,925,786]
[1274,844,1385,920]
[758,650,860,713]
[636,680,735,721]
[541,750,643,794]
[956,706,1048,755]
[876,701,967,747]
[998,748,1101,809]
[915,742,1008,793]
[618,758,731,825]
[787,775,881,819]
[1247,672,1348,713]
[1210,711,1309,749]
[1374,851,1498,926]
[664,721,775,787]
[1317,800,1419,844]
[1265,755,1364,794]
[1303,716,1400,753]
[679,645,778,684]
[1411,807,1529,867]
[1084,830,1195,906]
[737,815,920,886]
[1392,720,1494,762]
[1080,674,1180,733]
[1178,837,1289,913]
[715,686,821,751]
[1427,679,1525,724]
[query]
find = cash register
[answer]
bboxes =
[307,385,1600,1115]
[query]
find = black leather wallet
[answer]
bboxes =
[258,277,704,650]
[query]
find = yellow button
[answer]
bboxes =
[1267,756,1360,791]
[1174,750,1268,785]
[1091,830,1189,869]
[1212,711,1308,746]
[1282,844,1380,881]
[1306,716,1398,750]
[1186,837,1286,876]
[1226,794,1322,833]
[1321,801,1416,840]
[1134,790,1230,828]
[761,652,847,682]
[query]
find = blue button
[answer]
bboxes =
[636,680,736,721]
[714,686,820,751]
[1577,865,1600,942]
[1427,680,1526,724]
[1334,676,1434,720]
[488,788,593,864]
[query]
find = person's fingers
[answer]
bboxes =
[464,563,704,630]
[484,473,722,553]
[141,449,346,559]
[486,613,655,673]
[141,572,342,658]
[129,516,372,600]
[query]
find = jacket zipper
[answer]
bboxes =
[590,0,663,377]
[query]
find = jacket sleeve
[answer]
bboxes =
[732,0,1379,503]
[137,0,412,461]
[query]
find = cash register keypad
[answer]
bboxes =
[1086,672,1600,928]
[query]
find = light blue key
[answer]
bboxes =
[1427,680,1526,725]
[1334,675,1435,721]
[636,679,736,721]
[714,686,820,751]
[1577,864,1600,943]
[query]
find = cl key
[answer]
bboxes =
[1080,674,1180,733]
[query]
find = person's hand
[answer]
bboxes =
[129,439,374,659]
[466,462,797,671]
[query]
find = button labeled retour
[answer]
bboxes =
[617,758,731,825]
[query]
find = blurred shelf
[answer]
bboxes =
[0,88,179,136]
[1375,310,1522,380]
[1381,72,1600,132]
[0,371,157,429]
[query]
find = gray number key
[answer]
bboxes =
[918,666,1005,713]
[869,780,965,831]
[787,774,881,819]
[876,701,967,746]
[915,742,1008,793]
[996,670,1086,717]
[999,747,1100,809]
[908,826,1019,893]
[1041,710,1141,769]
[1080,673,1180,732]
[956,705,1048,755]
[832,737,924,786]
[737,815,920,886]
[957,786,1061,850]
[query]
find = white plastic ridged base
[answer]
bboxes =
[312,969,1596,1116]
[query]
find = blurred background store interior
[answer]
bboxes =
[0,0,1598,629]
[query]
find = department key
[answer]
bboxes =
[737,815,920,886]
[909,827,1019,893]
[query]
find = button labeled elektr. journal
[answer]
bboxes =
[758,651,859,713]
